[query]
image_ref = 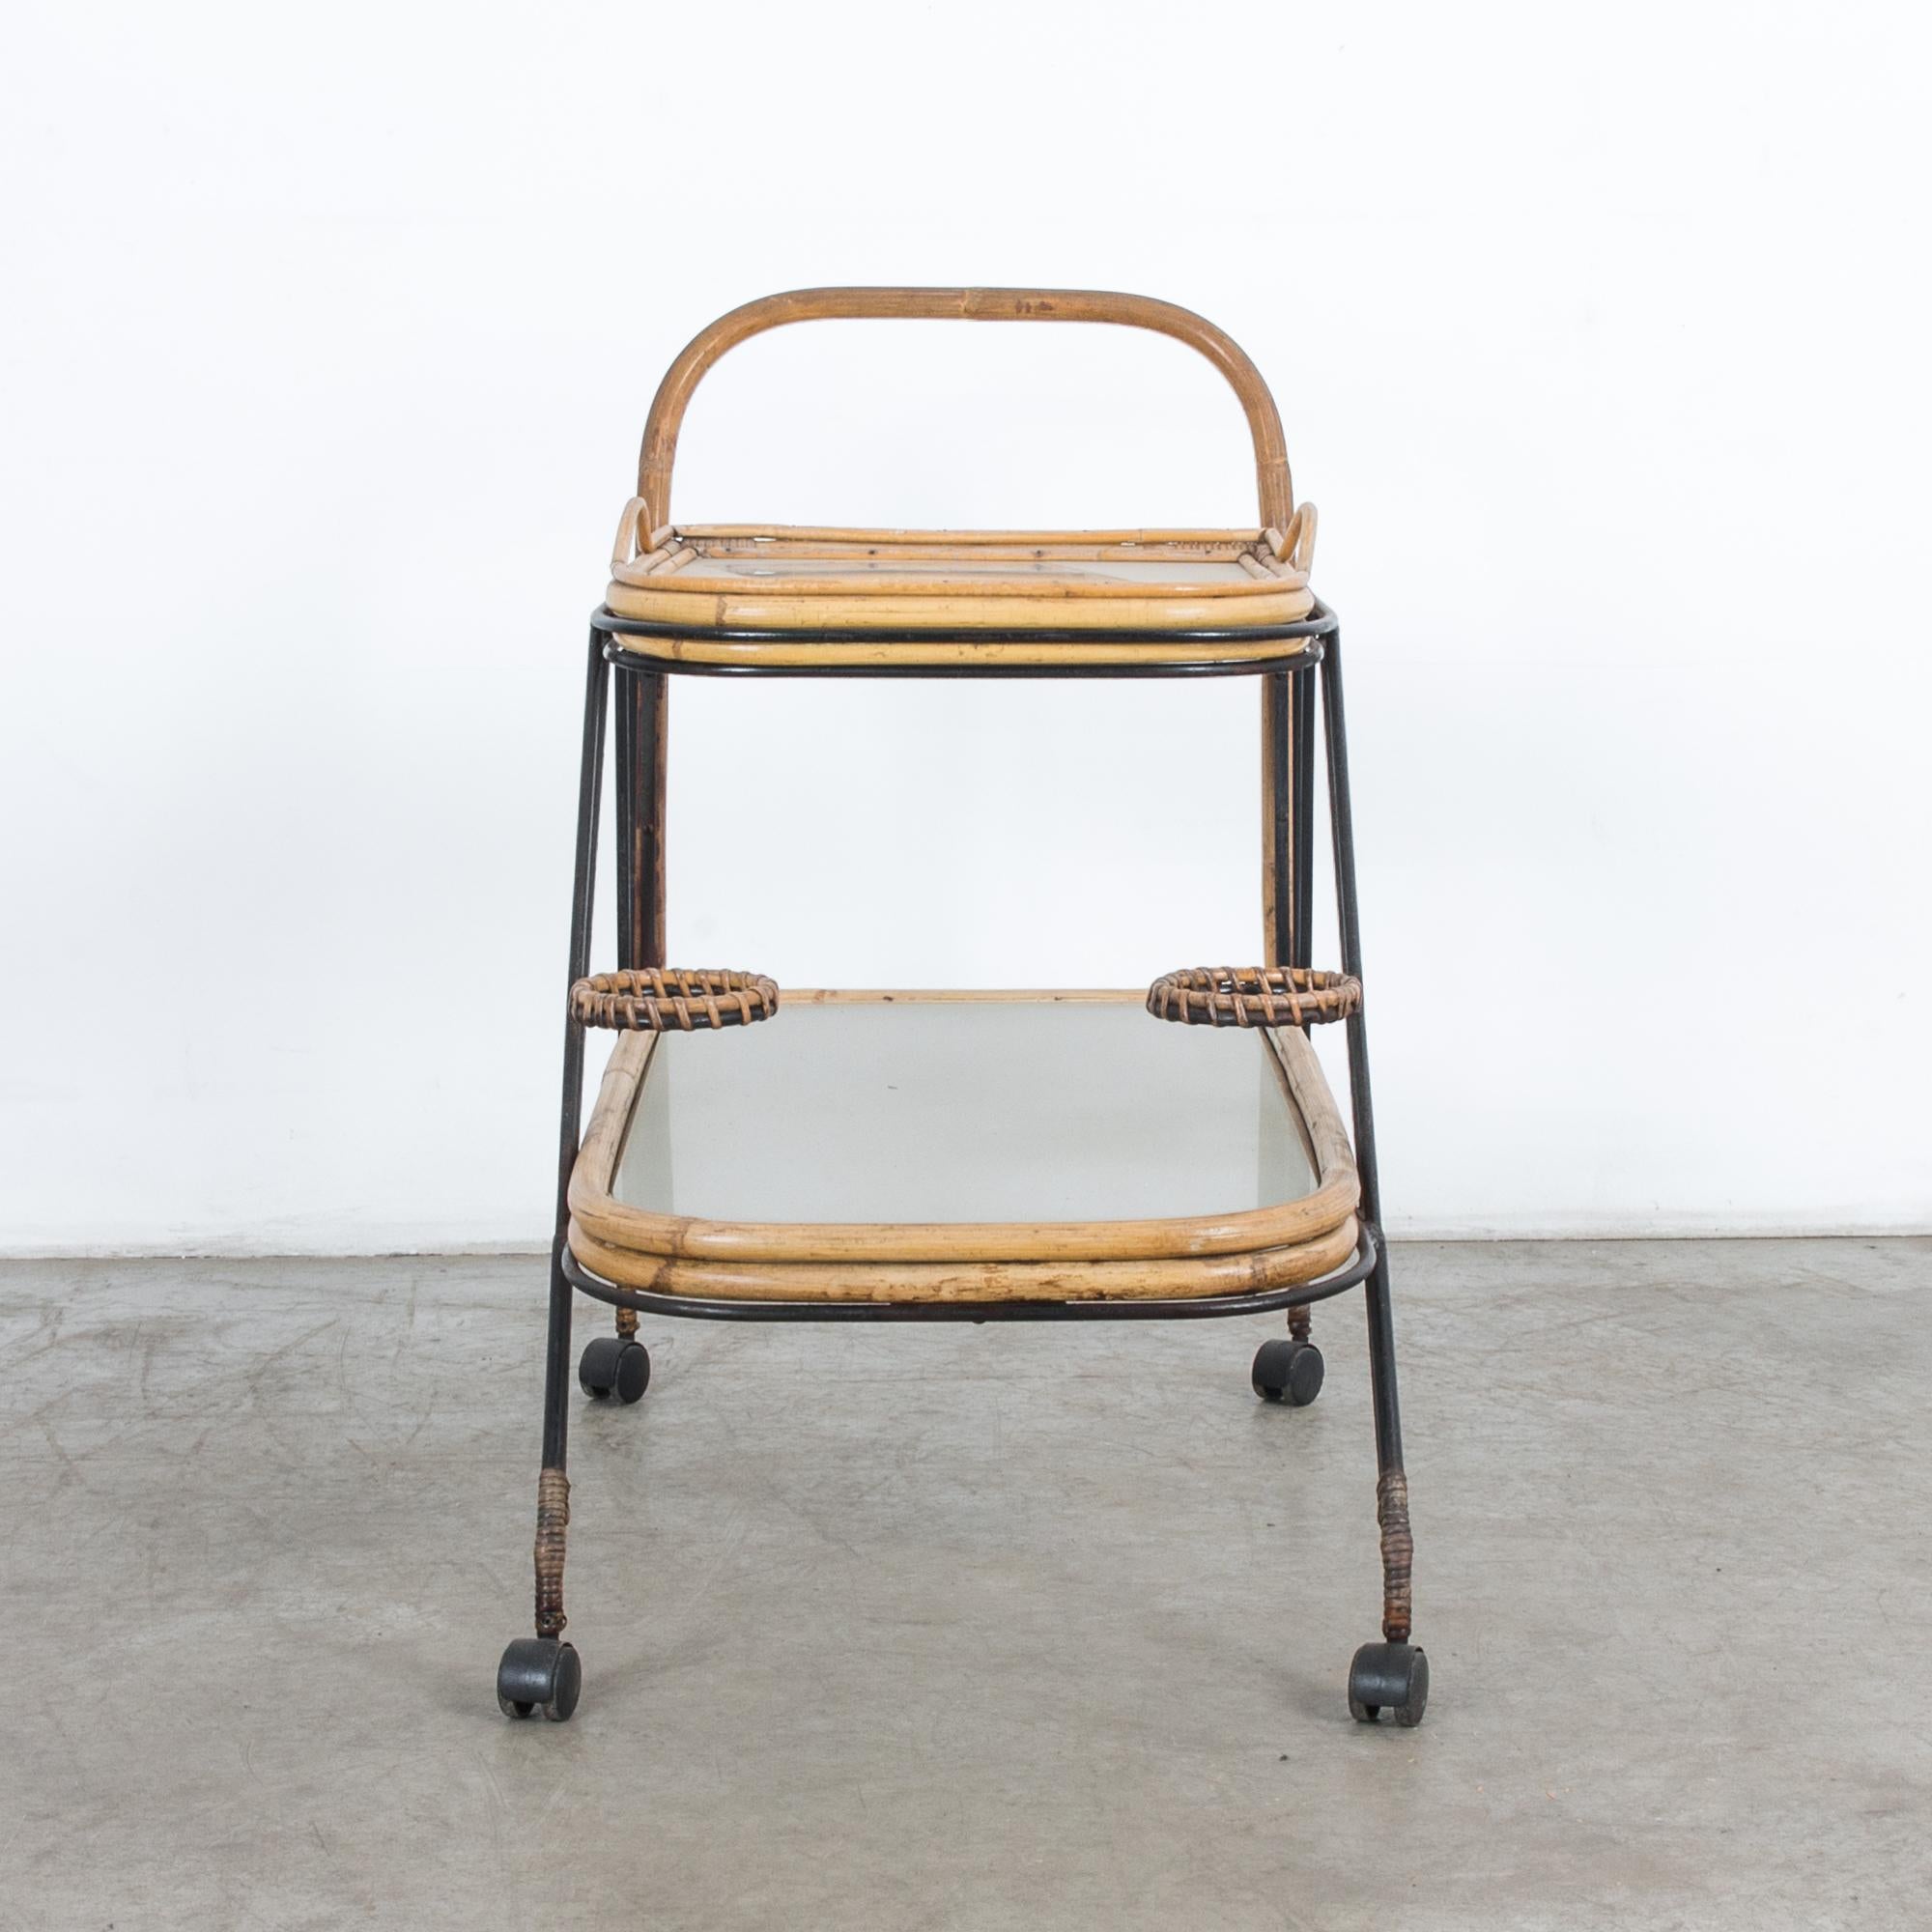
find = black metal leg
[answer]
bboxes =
[1262,658,1320,972]
[497,625,609,1722]
[608,668,666,1349]
[610,668,635,1351]
[614,667,668,973]
[614,666,636,972]
[543,627,610,1480]
[1287,662,1321,1355]
[1291,661,1316,972]
[1264,672,1294,970]
[1258,663,1326,1378]
[1320,626,1424,1724]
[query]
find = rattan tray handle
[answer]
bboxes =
[638,287,1295,534]
[1147,966,1360,1029]
[571,968,779,1033]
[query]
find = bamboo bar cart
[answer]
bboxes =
[496,288,1427,1730]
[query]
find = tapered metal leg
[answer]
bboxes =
[1319,625,1416,1648]
[531,625,610,1637]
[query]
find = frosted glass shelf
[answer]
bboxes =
[611,997,1317,1227]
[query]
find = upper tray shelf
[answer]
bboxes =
[599,288,1321,668]
[606,522,1316,644]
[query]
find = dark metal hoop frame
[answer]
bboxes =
[601,610,1330,679]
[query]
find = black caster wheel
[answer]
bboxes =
[1252,1338,1323,1406]
[580,1336,650,1404]
[497,1636,581,1721]
[1348,1641,1428,1727]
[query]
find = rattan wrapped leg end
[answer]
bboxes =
[533,1465,570,1637]
[1377,1468,1414,1645]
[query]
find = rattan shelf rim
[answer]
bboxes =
[560,1222,1382,1323]
[596,599,1336,644]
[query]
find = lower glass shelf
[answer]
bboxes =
[566,991,1359,1303]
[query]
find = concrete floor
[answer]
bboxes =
[1,1240,1927,1929]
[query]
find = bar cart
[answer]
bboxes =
[496,288,1426,1731]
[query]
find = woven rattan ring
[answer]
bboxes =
[570,967,780,1033]
[1146,965,1361,1029]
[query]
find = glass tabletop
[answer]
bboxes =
[611,999,1318,1227]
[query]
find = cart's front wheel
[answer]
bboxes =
[497,1637,581,1721]
[580,1336,651,1404]
[1252,1338,1323,1406]
[1348,1641,1428,1727]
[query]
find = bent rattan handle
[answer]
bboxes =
[637,287,1293,533]
[571,968,779,1033]
[1147,966,1361,1029]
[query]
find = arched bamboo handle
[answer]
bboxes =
[636,287,1293,533]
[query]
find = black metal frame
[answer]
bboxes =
[602,617,1329,678]
[513,596,1417,1698]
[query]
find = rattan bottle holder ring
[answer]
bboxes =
[1147,966,1361,1029]
[570,968,780,1033]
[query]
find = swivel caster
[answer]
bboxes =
[1252,1338,1323,1406]
[580,1336,650,1404]
[1348,1641,1428,1727]
[497,1636,582,1721]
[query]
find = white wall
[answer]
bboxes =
[2,0,1927,1252]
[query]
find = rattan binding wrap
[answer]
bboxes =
[1147,966,1361,1029]
[571,968,780,1033]
[534,1466,569,1637]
